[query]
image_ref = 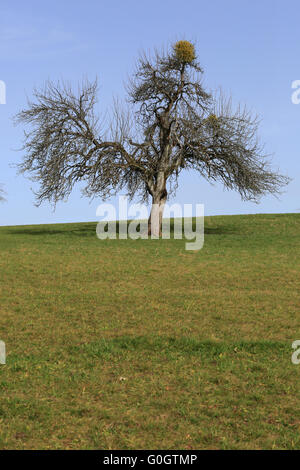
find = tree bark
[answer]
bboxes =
[148,189,167,237]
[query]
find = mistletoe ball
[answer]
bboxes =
[174,40,195,63]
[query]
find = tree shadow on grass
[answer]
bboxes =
[68,335,287,359]
[5,219,239,237]
[4,223,97,237]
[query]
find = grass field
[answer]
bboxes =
[0,213,299,449]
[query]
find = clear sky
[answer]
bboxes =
[0,0,299,226]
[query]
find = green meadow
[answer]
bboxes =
[0,213,299,449]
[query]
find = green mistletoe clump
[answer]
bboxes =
[174,40,195,63]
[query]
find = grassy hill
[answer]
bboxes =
[0,213,299,449]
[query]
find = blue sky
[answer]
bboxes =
[0,0,299,226]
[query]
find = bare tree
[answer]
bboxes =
[0,185,6,202]
[15,41,289,236]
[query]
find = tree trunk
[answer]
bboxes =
[148,191,167,238]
